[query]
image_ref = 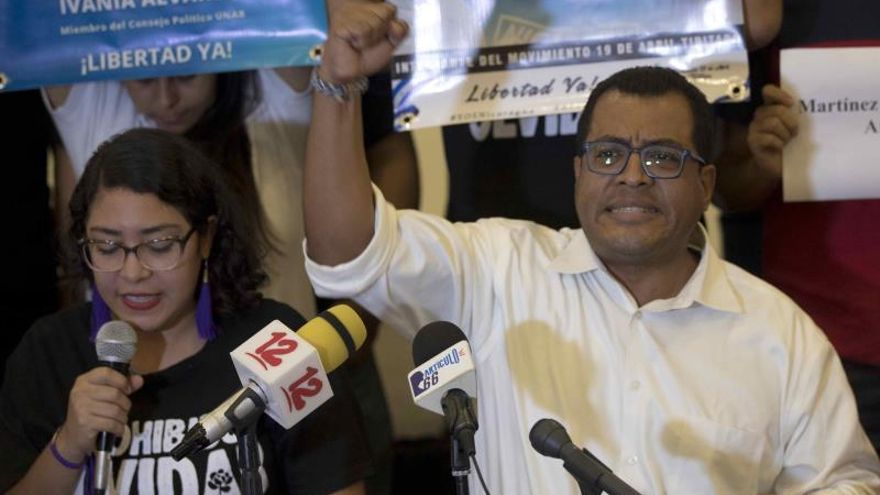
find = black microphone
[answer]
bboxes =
[411,321,479,457]
[530,418,641,495]
[94,321,138,495]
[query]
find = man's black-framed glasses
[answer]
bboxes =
[580,140,707,179]
[80,227,197,272]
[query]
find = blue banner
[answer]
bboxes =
[0,0,327,92]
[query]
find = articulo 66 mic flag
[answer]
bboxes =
[408,339,476,415]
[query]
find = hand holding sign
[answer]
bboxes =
[748,84,799,180]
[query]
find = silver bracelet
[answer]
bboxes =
[310,69,369,102]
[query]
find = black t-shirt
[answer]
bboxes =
[442,113,580,230]
[0,299,370,494]
[780,0,880,46]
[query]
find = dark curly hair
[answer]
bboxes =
[575,66,718,162]
[67,128,267,316]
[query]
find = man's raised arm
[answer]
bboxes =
[304,2,408,266]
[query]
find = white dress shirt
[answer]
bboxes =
[305,186,880,494]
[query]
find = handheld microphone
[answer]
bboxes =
[94,321,138,495]
[171,304,367,460]
[530,418,641,495]
[408,321,478,456]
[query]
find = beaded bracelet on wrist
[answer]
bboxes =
[310,69,369,102]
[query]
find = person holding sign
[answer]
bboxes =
[0,128,369,494]
[714,0,880,452]
[301,2,880,493]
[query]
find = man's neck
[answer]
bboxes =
[603,249,701,307]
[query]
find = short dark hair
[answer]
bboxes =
[68,128,267,316]
[575,66,717,161]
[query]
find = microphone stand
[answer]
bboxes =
[237,420,262,495]
[569,447,640,495]
[442,389,477,495]
[450,435,471,495]
[578,481,603,495]
[529,418,640,495]
[170,387,266,495]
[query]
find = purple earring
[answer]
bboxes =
[89,284,112,342]
[196,259,217,340]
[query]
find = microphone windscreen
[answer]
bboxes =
[95,320,137,363]
[529,418,571,459]
[412,321,466,366]
[297,305,366,372]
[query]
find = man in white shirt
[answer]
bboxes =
[302,3,880,494]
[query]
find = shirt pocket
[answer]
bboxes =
[662,415,765,495]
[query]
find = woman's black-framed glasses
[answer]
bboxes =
[581,140,707,179]
[80,227,197,272]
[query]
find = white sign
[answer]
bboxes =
[781,47,880,201]
[391,0,750,130]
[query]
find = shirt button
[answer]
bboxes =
[629,380,641,391]
[627,455,639,465]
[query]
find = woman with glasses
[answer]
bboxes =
[0,128,369,494]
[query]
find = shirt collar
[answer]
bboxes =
[660,224,744,314]
[548,224,744,314]
[547,229,603,274]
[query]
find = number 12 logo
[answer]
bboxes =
[246,331,298,370]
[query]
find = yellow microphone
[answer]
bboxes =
[172,304,366,461]
[297,304,367,372]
